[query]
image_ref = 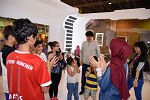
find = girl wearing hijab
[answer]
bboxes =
[128,41,148,100]
[89,39,132,100]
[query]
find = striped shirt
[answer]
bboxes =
[85,67,98,90]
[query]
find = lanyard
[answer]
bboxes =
[131,55,139,64]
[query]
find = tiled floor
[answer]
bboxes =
[0,68,150,100]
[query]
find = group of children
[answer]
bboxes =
[33,41,98,100]
[0,22,125,100]
[66,55,98,100]
[1,18,148,100]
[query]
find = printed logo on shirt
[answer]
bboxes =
[9,93,23,100]
[7,60,33,70]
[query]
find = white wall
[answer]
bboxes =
[1,1,150,52]
[72,8,150,51]
[0,0,78,51]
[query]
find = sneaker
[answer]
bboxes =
[79,91,84,95]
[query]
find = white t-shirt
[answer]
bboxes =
[40,52,47,62]
[67,66,78,83]
[0,52,9,93]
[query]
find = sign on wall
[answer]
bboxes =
[95,33,104,46]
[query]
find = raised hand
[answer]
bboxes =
[89,56,107,71]
[89,56,100,68]
[49,56,59,68]
[99,55,107,71]
[47,56,59,75]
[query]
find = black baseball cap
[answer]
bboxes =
[85,31,94,36]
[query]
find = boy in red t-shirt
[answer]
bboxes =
[6,18,58,100]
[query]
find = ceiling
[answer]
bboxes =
[60,0,150,14]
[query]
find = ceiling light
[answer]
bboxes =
[109,2,112,4]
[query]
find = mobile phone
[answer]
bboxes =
[56,51,60,57]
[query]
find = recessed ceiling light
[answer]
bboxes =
[109,2,112,4]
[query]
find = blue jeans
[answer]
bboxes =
[5,92,9,100]
[128,77,144,100]
[67,82,79,100]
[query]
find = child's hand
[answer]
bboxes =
[72,59,78,68]
[89,56,100,68]
[88,67,92,72]
[92,67,96,72]
[74,59,77,65]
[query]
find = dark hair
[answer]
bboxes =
[85,31,94,36]
[59,48,61,52]
[67,49,71,52]
[56,48,61,56]
[34,40,42,47]
[62,52,65,56]
[134,41,148,56]
[48,41,59,49]
[3,25,14,40]
[66,57,74,65]
[93,56,98,62]
[13,18,38,44]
